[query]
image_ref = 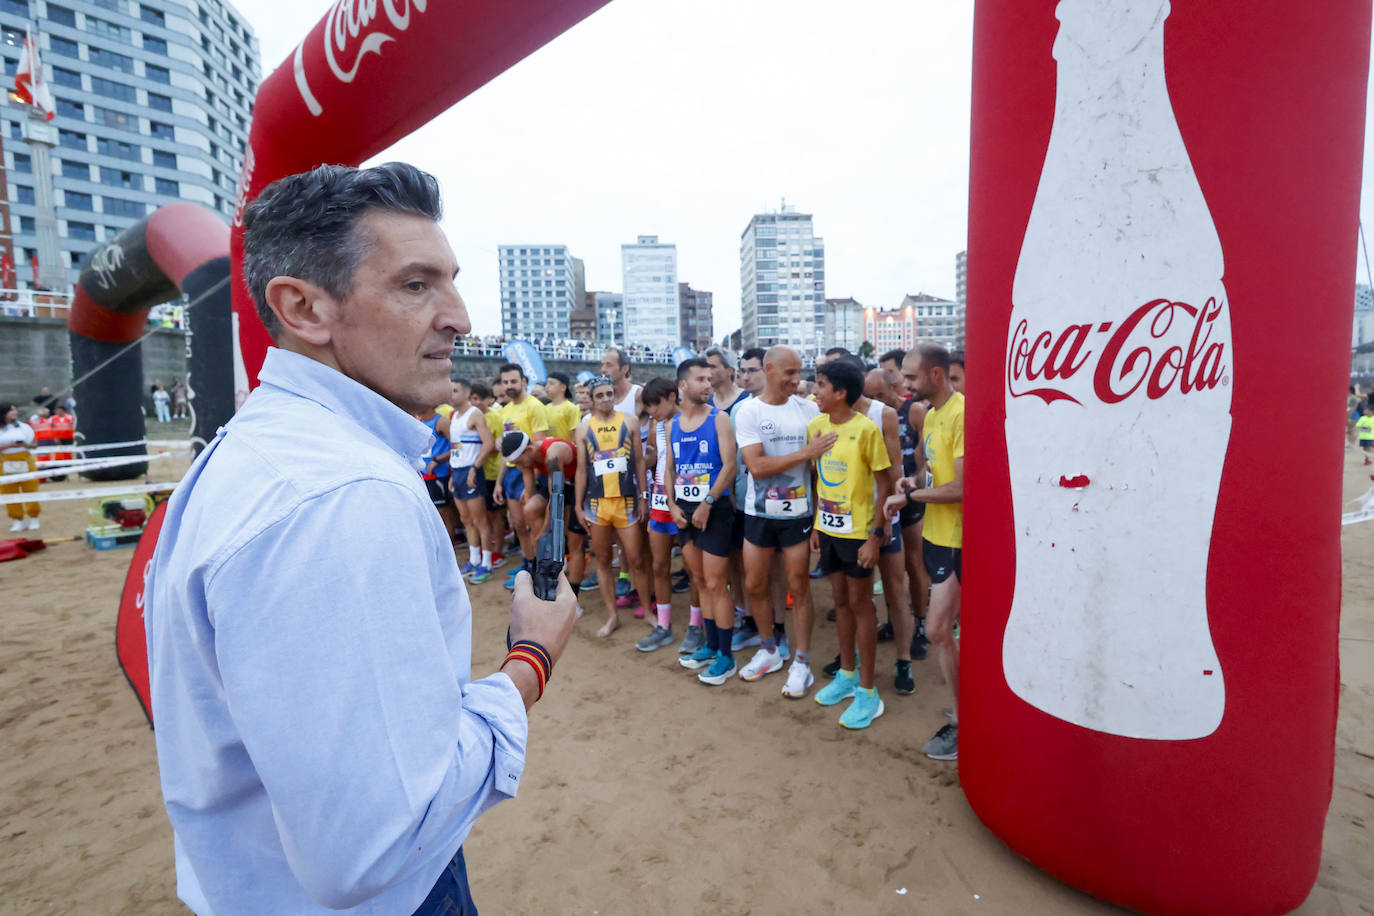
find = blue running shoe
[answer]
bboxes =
[679,645,715,670]
[579,572,599,590]
[814,669,859,706]
[697,653,737,686]
[469,566,492,584]
[839,686,885,729]
[459,561,477,576]
[615,574,631,598]
[504,570,520,591]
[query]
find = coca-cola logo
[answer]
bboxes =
[293,0,428,117]
[1006,297,1229,406]
[231,143,255,228]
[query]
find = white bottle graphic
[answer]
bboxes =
[1001,0,1231,740]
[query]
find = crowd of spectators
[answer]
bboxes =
[452,334,681,364]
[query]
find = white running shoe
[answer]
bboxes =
[9,519,24,532]
[781,661,815,699]
[25,517,39,531]
[740,648,784,682]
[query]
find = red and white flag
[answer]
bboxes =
[14,31,55,122]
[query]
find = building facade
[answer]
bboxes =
[740,204,825,355]
[823,296,863,352]
[0,0,260,289]
[902,291,962,353]
[621,234,677,350]
[955,249,967,329]
[592,290,623,347]
[569,293,596,341]
[678,281,712,350]
[862,302,919,354]
[1356,283,1374,349]
[498,243,580,339]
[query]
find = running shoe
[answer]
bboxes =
[785,591,794,609]
[876,621,894,643]
[579,572,599,590]
[839,686,884,729]
[469,566,492,584]
[671,569,691,593]
[615,589,640,609]
[636,625,674,653]
[9,519,24,533]
[697,653,737,686]
[677,625,704,655]
[679,644,715,670]
[814,668,859,706]
[809,563,825,579]
[459,561,478,576]
[491,552,506,570]
[504,569,520,591]
[781,661,814,699]
[615,574,631,598]
[894,660,915,695]
[911,621,929,661]
[26,517,39,531]
[822,653,842,678]
[924,723,958,761]
[731,620,761,651]
[739,647,784,682]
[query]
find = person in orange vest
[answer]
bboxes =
[1,403,41,532]
[29,411,63,482]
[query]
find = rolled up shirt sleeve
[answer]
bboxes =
[207,479,526,909]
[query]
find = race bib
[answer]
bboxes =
[818,509,853,534]
[764,484,808,518]
[675,482,707,502]
[594,455,628,476]
[651,491,669,511]
[2,460,28,474]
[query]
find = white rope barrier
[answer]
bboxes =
[29,438,193,455]
[0,451,171,485]
[0,480,179,506]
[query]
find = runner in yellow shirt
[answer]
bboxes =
[887,343,964,761]
[544,371,582,442]
[493,363,550,588]
[807,358,893,730]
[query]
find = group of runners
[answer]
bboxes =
[416,343,966,759]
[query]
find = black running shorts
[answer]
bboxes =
[817,531,873,580]
[678,499,735,559]
[743,514,812,550]
[922,539,962,584]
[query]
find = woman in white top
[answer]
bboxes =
[1,403,40,531]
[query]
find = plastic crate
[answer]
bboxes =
[84,525,144,550]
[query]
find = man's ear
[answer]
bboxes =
[265,276,336,347]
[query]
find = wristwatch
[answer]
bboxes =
[704,494,716,505]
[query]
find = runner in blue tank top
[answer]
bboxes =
[665,358,740,686]
[417,406,458,547]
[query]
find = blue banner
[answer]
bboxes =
[575,370,595,385]
[503,340,548,385]
[672,346,696,367]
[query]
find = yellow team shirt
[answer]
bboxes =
[1357,414,1374,442]
[546,399,581,443]
[436,403,455,419]
[500,396,550,465]
[483,408,504,481]
[808,411,889,541]
[922,392,965,548]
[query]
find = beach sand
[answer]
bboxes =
[1,445,1371,915]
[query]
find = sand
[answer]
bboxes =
[1,442,1371,915]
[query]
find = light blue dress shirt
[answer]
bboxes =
[145,348,527,915]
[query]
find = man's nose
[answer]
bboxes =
[438,286,470,336]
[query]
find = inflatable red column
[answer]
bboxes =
[229,0,612,390]
[961,2,1368,913]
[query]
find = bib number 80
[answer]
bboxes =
[675,483,705,502]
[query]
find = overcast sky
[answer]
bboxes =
[230,0,1374,340]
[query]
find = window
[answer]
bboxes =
[14,184,33,204]
[142,35,166,54]
[151,149,175,168]
[97,137,140,161]
[0,0,28,16]
[90,49,134,74]
[67,221,97,241]
[47,3,75,26]
[148,120,173,139]
[86,16,131,42]
[141,5,165,27]
[154,177,177,196]
[52,67,82,89]
[58,129,86,150]
[48,35,79,58]
[91,0,125,11]
[19,215,34,232]
[56,97,84,119]
[65,191,93,210]
[102,196,143,217]
[90,77,135,102]
[147,92,172,112]
[95,106,133,129]
[99,166,137,188]
[12,152,30,173]
[144,63,169,83]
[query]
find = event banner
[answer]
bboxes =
[961,1,1368,913]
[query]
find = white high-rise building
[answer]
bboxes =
[498,243,579,339]
[620,235,678,350]
[740,203,825,355]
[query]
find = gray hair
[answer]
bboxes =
[242,162,443,338]
[704,347,736,371]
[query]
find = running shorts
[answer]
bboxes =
[743,515,811,550]
[816,531,873,580]
[678,499,735,558]
[922,539,962,585]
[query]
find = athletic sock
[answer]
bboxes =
[762,637,777,653]
[704,619,719,651]
[718,626,734,660]
[482,550,493,568]
[657,603,671,628]
[468,546,480,566]
[796,650,810,666]
[689,605,704,627]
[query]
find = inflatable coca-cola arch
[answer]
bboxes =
[121,1,1370,914]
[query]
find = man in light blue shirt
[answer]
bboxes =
[145,162,577,915]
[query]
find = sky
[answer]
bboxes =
[228,0,1374,340]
